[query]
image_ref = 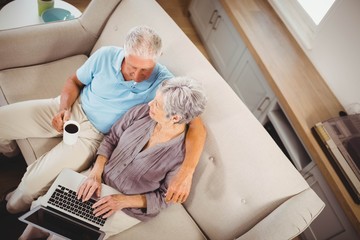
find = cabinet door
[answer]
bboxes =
[301,164,359,240]
[188,0,216,40]
[205,1,246,79]
[227,50,275,123]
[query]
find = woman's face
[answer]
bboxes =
[148,91,168,123]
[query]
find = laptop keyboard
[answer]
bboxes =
[48,185,106,226]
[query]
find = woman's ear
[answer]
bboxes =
[171,115,182,124]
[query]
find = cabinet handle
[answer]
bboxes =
[257,97,270,111]
[305,173,316,187]
[209,10,218,24]
[212,15,221,30]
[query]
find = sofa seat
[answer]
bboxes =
[0,55,88,164]
[112,204,207,240]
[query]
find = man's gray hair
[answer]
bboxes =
[124,26,162,61]
[159,76,207,124]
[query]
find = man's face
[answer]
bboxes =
[122,54,156,83]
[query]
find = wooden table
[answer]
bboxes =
[220,0,360,234]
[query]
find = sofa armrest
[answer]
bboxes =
[79,0,122,37]
[237,188,325,240]
[0,0,121,71]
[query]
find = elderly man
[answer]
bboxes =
[0,26,206,214]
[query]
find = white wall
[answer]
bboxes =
[302,0,360,112]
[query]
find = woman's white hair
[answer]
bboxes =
[124,26,162,61]
[159,76,207,124]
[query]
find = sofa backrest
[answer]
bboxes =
[91,0,311,239]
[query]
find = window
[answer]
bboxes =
[268,0,339,50]
[296,0,336,25]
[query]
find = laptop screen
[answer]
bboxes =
[19,206,104,240]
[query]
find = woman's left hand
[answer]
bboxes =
[92,194,128,218]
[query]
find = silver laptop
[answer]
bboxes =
[19,168,120,240]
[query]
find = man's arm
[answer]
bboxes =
[166,116,206,203]
[52,74,84,132]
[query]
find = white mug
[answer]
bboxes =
[63,120,80,145]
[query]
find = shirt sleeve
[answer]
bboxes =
[144,159,183,215]
[76,47,107,85]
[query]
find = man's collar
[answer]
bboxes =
[112,48,125,76]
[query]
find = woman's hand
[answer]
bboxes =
[52,109,71,132]
[92,194,129,218]
[77,172,102,202]
[92,194,146,219]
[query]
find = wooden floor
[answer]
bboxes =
[155,0,210,59]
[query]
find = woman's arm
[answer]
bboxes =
[93,194,147,218]
[95,166,179,219]
[77,155,108,201]
[166,116,206,203]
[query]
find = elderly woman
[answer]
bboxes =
[20,76,207,239]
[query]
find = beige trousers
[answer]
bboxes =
[0,96,104,213]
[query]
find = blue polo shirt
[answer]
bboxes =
[77,46,173,134]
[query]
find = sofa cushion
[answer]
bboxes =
[0,55,87,104]
[184,124,311,239]
[0,55,88,164]
[109,204,206,240]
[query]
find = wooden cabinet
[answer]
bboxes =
[189,0,274,123]
[228,50,276,124]
[267,103,358,240]
[301,162,359,240]
[188,0,215,40]
[267,104,359,240]
[189,0,246,80]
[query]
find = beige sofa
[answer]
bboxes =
[0,0,325,239]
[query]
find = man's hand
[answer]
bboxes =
[52,73,84,132]
[167,116,205,203]
[166,168,193,203]
[52,109,71,132]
